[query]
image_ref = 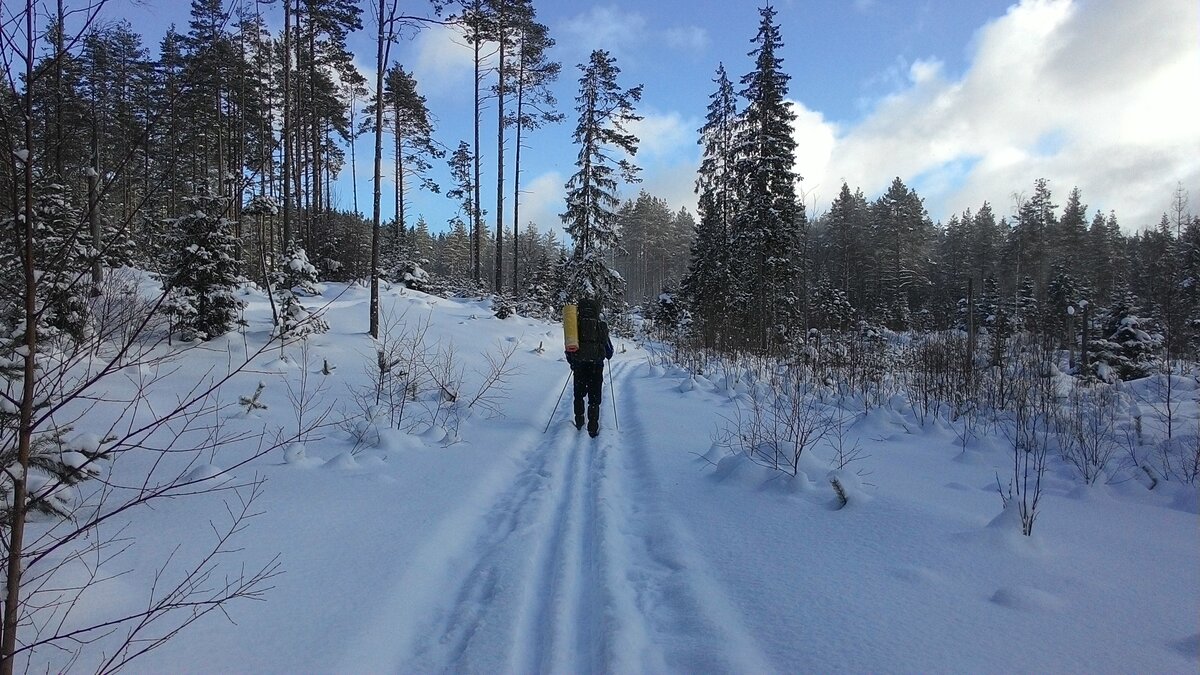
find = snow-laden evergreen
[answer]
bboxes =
[561,49,642,309]
[164,189,245,342]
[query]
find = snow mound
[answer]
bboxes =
[990,586,1066,613]
[417,425,450,445]
[890,566,944,585]
[183,464,224,483]
[323,452,359,470]
[284,442,323,466]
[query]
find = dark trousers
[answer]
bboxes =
[572,362,604,434]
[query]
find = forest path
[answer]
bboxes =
[340,359,772,674]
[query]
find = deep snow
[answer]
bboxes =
[27,281,1199,673]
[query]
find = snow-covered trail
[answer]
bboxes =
[340,359,774,674]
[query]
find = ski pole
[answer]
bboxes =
[608,361,618,431]
[544,372,572,434]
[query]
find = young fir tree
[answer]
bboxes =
[683,63,737,349]
[164,189,245,341]
[561,49,642,309]
[273,241,329,338]
[1087,291,1163,381]
[1015,275,1039,333]
[28,184,93,344]
[731,6,803,351]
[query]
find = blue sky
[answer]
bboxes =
[104,0,1199,235]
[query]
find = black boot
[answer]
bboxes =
[574,415,584,430]
[587,405,600,437]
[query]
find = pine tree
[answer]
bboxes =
[1008,178,1057,293]
[164,189,245,342]
[380,64,441,243]
[505,5,561,295]
[730,6,803,351]
[561,49,642,309]
[1058,187,1088,281]
[445,141,484,287]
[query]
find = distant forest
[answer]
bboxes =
[3,0,1196,366]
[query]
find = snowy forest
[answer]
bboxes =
[1,0,1197,671]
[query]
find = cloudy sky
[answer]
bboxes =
[112,0,1199,234]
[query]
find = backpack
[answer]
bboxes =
[574,299,605,362]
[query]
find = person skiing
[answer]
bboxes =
[566,297,614,437]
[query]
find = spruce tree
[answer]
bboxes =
[273,240,328,338]
[164,189,245,342]
[561,49,642,309]
[872,177,930,331]
[730,6,803,351]
[683,64,737,349]
[824,181,870,311]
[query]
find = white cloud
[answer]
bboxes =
[800,0,1200,229]
[562,7,709,60]
[562,6,647,57]
[626,110,698,159]
[408,23,483,100]
[519,170,566,237]
[638,161,701,218]
[664,25,709,52]
[788,100,839,209]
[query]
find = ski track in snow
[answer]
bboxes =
[340,359,774,674]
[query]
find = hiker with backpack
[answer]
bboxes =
[565,298,614,437]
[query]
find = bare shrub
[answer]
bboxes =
[1054,381,1122,484]
[997,370,1052,536]
[718,371,835,478]
[341,307,519,449]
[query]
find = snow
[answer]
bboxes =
[23,282,1200,673]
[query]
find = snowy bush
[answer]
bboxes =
[273,241,329,338]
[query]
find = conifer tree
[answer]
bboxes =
[273,240,328,338]
[164,189,245,341]
[824,181,870,310]
[505,5,561,295]
[1087,291,1162,381]
[683,64,738,349]
[872,177,930,331]
[561,49,642,309]
[730,6,803,351]
[380,64,441,245]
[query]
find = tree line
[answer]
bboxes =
[675,6,1198,376]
